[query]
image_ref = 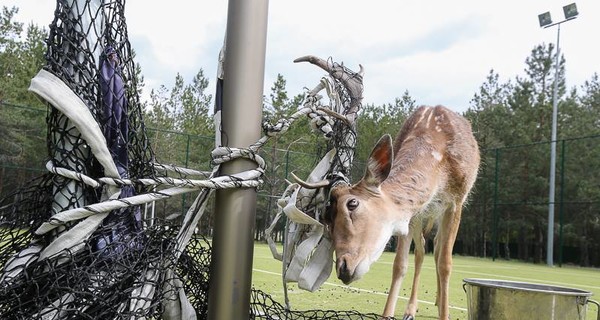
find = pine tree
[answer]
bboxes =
[0,6,48,196]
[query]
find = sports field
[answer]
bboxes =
[252,242,600,319]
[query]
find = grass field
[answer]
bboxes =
[251,242,600,319]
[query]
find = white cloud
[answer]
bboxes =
[125,1,226,73]
[5,0,600,113]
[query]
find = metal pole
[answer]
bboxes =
[207,0,269,319]
[558,139,566,267]
[547,24,560,266]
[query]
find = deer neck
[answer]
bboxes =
[382,137,446,220]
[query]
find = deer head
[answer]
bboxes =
[323,134,412,284]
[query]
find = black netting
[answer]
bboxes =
[0,207,211,319]
[250,289,386,320]
[325,58,361,181]
[0,0,393,319]
[284,58,363,222]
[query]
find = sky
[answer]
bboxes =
[5,0,600,113]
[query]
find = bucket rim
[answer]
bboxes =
[463,278,593,297]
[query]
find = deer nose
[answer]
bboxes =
[336,257,352,284]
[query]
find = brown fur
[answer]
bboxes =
[326,105,480,319]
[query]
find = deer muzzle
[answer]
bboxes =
[336,255,353,284]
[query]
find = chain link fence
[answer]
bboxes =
[460,136,600,267]
[1,101,599,267]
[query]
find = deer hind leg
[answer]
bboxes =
[382,234,412,318]
[434,203,463,320]
[402,228,425,320]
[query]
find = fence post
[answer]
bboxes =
[492,148,500,261]
[284,149,290,180]
[181,134,191,215]
[0,165,4,196]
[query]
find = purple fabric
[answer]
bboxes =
[100,46,129,176]
[94,46,142,255]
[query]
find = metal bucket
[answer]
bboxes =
[463,278,600,320]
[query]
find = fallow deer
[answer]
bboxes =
[297,105,480,319]
[333,105,480,319]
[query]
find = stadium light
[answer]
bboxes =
[538,3,578,267]
[563,3,579,20]
[538,12,552,27]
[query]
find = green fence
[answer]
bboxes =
[1,101,599,266]
[460,136,600,267]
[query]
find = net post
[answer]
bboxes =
[207,0,269,319]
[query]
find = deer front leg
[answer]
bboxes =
[403,231,425,320]
[435,205,462,320]
[382,234,411,318]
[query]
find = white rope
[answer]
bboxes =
[35,169,264,235]
[261,80,338,140]
[45,160,263,190]
[152,163,212,178]
[46,160,101,189]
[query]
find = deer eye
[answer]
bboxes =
[346,198,359,211]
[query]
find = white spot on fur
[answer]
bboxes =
[432,151,443,161]
[435,125,442,132]
[414,107,430,128]
[392,219,410,236]
[426,109,434,128]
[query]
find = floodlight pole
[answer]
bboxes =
[207,0,268,319]
[541,9,577,267]
[546,23,560,267]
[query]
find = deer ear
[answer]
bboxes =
[362,134,393,190]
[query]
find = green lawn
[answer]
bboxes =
[251,242,600,319]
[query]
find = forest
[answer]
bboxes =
[1,6,599,267]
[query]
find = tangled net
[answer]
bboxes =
[0,0,392,319]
